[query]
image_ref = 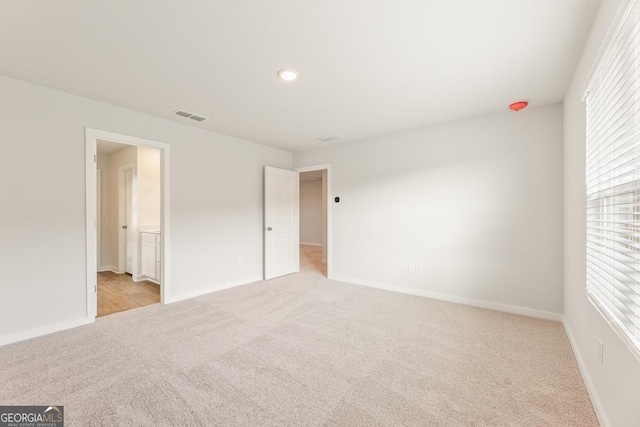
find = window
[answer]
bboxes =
[585,0,640,354]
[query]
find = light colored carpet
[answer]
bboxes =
[0,270,597,426]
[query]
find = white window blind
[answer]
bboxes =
[586,0,640,354]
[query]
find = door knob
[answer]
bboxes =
[122,225,128,229]
[266,227,272,231]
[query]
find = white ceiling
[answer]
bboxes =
[96,139,129,155]
[300,171,323,182]
[0,1,599,152]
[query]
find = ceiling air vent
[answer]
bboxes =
[173,109,208,122]
[316,134,344,143]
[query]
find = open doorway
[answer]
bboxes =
[86,129,171,319]
[296,164,331,278]
[95,139,161,316]
[299,170,326,276]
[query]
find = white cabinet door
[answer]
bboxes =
[141,238,157,279]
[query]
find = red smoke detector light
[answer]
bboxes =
[509,101,529,112]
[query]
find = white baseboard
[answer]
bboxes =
[0,317,94,348]
[165,275,263,304]
[106,265,120,274]
[562,318,610,427]
[133,275,160,285]
[300,242,322,247]
[331,275,563,321]
[98,265,119,273]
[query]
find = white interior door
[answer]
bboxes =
[264,166,299,280]
[125,169,134,274]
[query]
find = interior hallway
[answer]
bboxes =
[300,244,325,276]
[97,271,160,317]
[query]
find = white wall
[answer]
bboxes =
[300,180,323,245]
[294,104,564,316]
[97,153,111,269]
[564,0,640,425]
[0,74,291,340]
[137,145,161,230]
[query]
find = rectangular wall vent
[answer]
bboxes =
[173,109,208,122]
[316,134,344,143]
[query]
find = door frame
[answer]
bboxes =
[117,163,136,275]
[85,128,171,319]
[294,164,332,279]
[97,169,101,270]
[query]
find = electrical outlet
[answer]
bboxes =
[408,264,415,274]
[598,340,604,365]
[415,265,422,274]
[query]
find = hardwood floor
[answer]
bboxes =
[300,244,326,275]
[97,271,160,317]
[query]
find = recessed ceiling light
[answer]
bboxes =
[278,69,298,81]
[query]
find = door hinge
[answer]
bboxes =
[94,285,97,293]
[94,154,97,163]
